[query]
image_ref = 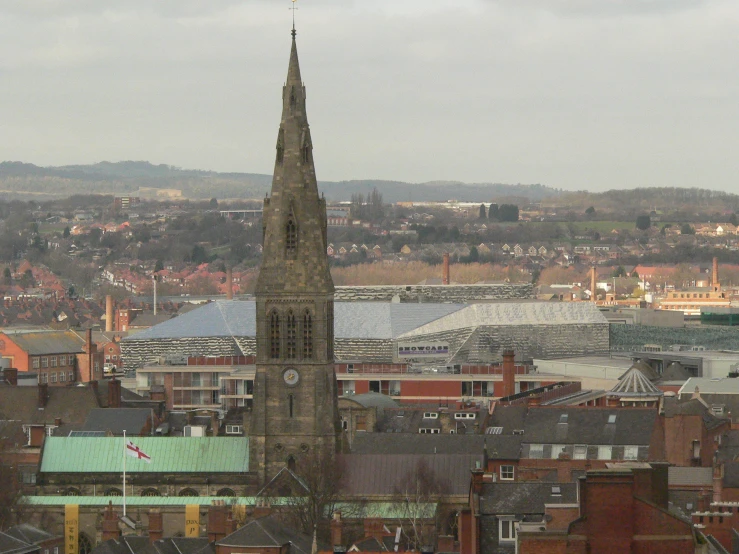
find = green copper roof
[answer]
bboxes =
[40,437,249,473]
[23,496,272,507]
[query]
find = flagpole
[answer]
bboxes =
[123,429,127,517]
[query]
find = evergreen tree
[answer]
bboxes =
[478,204,486,219]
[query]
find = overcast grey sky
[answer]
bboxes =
[1,0,737,192]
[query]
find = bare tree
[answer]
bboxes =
[282,447,347,543]
[392,459,451,551]
[0,420,25,530]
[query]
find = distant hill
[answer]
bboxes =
[0,161,560,203]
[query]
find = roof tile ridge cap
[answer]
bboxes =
[254,518,281,546]
[215,300,236,339]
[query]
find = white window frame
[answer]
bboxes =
[50,372,57,383]
[41,357,48,368]
[419,428,440,434]
[225,425,243,435]
[423,412,439,419]
[59,355,66,366]
[551,444,566,459]
[500,465,514,481]
[624,445,639,460]
[597,446,612,460]
[50,356,57,367]
[68,371,74,382]
[573,445,587,460]
[59,372,66,382]
[529,444,544,459]
[499,518,517,542]
[32,357,40,369]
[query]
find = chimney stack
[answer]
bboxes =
[713,257,720,291]
[108,378,121,408]
[331,511,343,548]
[38,382,48,408]
[713,462,724,503]
[502,350,516,398]
[106,295,114,332]
[148,509,164,544]
[101,502,121,541]
[442,253,450,285]
[208,501,229,543]
[226,267,234,300]
[87,328,94,380]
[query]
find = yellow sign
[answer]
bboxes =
[65,504,79,554]
[185,504,200,537]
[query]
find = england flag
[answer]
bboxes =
[125,440,151,463]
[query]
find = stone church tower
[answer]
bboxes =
[250,28,341,483]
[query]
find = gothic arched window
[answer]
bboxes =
[286,216,297,256]
[270,310,281,359]
[178,488,199,497]
[302,144,310,164]
[276,129,285,164]
[286,310,297,359]
[104,488,122,497]
[302,310,313,359]
[288,394,294,418]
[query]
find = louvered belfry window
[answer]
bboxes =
[270,310,280,359]
[303,310,313,359]
[286,310,297,359]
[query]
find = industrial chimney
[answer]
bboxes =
[442,253,450,285]
[105,295,113,332]
[591,266,597,302]
[713,257,720,292]
[226,267,234,300]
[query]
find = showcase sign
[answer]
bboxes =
[397,343,449,358]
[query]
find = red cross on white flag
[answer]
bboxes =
[125,440,151,463]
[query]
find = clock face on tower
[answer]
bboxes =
[283,368,300,386]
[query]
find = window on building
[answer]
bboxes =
[551,444,566,459]
[286,310,297,359]
[607,414,617,424]
[50,356,57,367]
[59,372,66,382]
[573,445,587,460]
[40,373,48,384]
[225,425,243,435]
[529,444,544,459]
[356,415,367,432]
[500,465,514,480]
[423,412,439,419]
[597,446,612,460]
[499,519,516,542]
[32,357,40,369]
[50,372,57,383]
[270,310,280,359]
[286,216,297,255]
[419,428,440,434]
[302,310,313,359]
[68,371,74,382]
[289,394,294,418]
[59,355,66,366]
[41,357,48,368]
[624,446,639,460]
[369,381,380,393]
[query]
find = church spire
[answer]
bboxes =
[255,27,333,296]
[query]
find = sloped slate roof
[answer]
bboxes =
[217,515,320,553]
[398,301,608,338]
[0,385,100,426]
[519,407,658,446]
[668,467,713,487]
[351,433,489,455]
[3,329,84,355]
[479,482,578,514]
[40,437,249,473]
[342,454,480,496]
[81,408,151,435]
[124,300,464,341]
[609,365,663,397]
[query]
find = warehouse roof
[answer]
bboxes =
[1,329,84,355]
[39,437,249,473]
[398,301,608,338]
[124,300,465,341]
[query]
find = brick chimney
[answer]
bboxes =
[108,378,121,408]
[101,502,120,541]
[87,328,94,380]
[331,511,343,547]
[363,518,385,542]
[471,466,484,495]
[713,257,720,291]
[713,462,724,503]
[502,350,516,398]
[148,509,164,544]
[3,367,17,386]
[252,498,272,519]
[442,253,450,285]
[208,501,229,542]
[226,267,234,300]
[38,382,48,408]
[106,295,114,332]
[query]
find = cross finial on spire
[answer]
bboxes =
[290,0,298,38]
